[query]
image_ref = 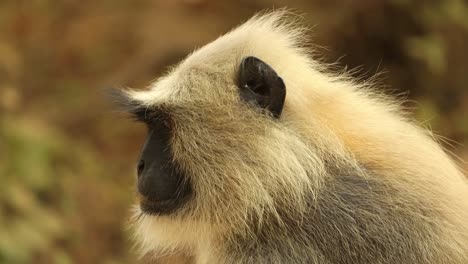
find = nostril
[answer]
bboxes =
[137,160,145,178]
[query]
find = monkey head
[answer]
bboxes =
[112,12,326,248]
[127,55,288,216]
[110,11,468,263]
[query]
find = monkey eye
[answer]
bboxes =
[132,107,152,122]
[162,118,173,130]
[141,112,173,133]
[125,106,171,129]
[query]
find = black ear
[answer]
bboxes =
[238,56,286,118]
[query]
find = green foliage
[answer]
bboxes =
[0,118,70,264]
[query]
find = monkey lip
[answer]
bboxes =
[139,194,190,215]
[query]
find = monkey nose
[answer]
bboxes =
[137,159,145,178]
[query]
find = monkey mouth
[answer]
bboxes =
[139,193,191,215]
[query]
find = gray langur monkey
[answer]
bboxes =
[112,11,468,264]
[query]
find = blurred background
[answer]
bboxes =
[0,0,467,263]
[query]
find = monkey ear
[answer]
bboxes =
[238,56,286,118]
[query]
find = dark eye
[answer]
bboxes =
[129,107,150,122]
[162,118,172,129]
[133,109,171,129]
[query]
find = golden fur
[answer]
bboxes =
[126,11,468,264]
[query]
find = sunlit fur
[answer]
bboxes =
[127,11,468,264]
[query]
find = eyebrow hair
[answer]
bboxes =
[107,88,151,122]
[107,88,172,125]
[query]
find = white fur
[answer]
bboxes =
[127,11,468,264]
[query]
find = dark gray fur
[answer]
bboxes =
[225,160,454,264]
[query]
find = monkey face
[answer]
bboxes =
[111,56,295,218]
[136,111,192,215]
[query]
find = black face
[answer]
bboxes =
[110,56,284,215]
[136,113,192,215]
[108,88,193,215]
